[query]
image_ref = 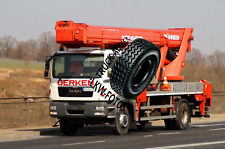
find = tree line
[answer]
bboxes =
[183,48,225,92]
[0,32,58,62]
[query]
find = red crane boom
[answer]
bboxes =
[55,20,194,81]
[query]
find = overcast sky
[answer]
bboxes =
[0,0,224,54]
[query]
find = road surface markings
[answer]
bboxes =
[157,132,180,136]
[144,135,153,137]
[144,132,180,137]
[191,123,225,128]
[209,127,225,131]
[146,140,225,149]
[62,140,106,146]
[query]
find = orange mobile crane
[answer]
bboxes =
[45,21,212,135]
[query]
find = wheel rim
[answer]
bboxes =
[182,109,188,125]
[119,114,128,128]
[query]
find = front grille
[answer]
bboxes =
[67,110,84,114]
[58,87,93,97]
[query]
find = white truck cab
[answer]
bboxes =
[46,49,132,135]
[49,49,113,102]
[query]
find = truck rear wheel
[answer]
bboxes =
[164,119,175,130]
[110,38,161,99]
[60,118,78,136]
[112,107,130,135]
[173,100,191,130]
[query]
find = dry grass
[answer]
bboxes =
[0,58,53,128]
[0,58,49,98]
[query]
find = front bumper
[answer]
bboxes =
[49,101,113,118]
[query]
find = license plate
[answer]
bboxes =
[83,88,94,92]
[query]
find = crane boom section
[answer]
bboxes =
[55,21,192,50]
[55,20,193,81]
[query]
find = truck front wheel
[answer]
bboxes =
[112,107,130,135]
[60,118,78,136]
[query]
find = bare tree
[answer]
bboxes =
[184,49,225,91]
[14,41,25,60]
[208,50,225,67]
[37,32,59,61]
[186,48,205,66]
[25,39,38,61]
[13,41,32,60]
[0,35,17,58]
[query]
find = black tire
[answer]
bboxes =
[60,118,78,136]
[112,107,130,135]
[173,100,191,130]
[110,38,161,99]
[137,122,147,131]
[164,119,175,130]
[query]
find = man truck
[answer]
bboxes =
[45,21,212,135]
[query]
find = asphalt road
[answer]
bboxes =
[1,121,225,149]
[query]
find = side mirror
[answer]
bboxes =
[44,70,49,78]
[44,56,53,79]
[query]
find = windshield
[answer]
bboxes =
[53,54,104,78]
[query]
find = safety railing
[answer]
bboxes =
[0,97,56,128]
[0,94,224,128]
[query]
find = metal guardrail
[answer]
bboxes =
[0,97,56,128]
[0,97,49,100]
[0,94,224,128]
